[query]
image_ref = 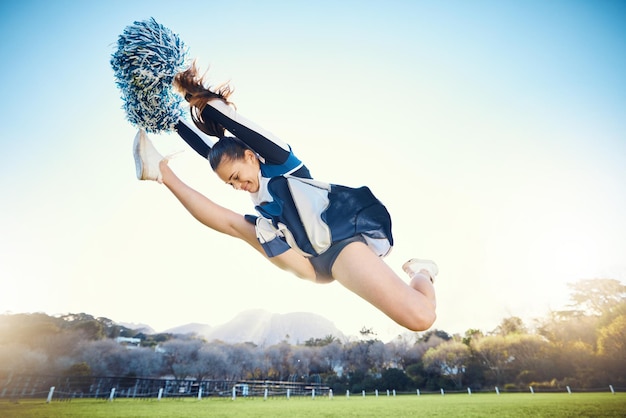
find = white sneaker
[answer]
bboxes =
[402,258,439,284]
[133,129,164,182]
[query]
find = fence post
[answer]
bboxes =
[264,388,268,400]
[312,388,315,399]
[46,386,55,403]
[197,388,202,400]
[287,388,290,400]
[109,388,115,402]
[232,386,236,400]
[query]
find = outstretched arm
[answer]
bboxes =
[175,102,310,178]
[173,101,291,164]
[175,118,214,159]
[159,160,316,281]
[202,100,292,165]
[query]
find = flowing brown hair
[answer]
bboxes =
[173,60,235,138]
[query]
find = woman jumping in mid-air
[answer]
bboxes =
[134,62,439,331]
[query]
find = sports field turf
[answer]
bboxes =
[1,393,624,417]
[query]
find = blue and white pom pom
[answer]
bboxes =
[111,18,189,133]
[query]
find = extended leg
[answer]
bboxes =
[159,160,316,281]
[134,129,316,280]
[330,241,437,331]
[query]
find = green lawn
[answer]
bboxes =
[0,393,624,417]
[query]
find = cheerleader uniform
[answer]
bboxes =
[175,101,393,282]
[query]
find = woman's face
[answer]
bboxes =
[214,149,260,193]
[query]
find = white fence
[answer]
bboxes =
[0,374,330,401]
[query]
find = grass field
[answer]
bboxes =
[0,393,624,417]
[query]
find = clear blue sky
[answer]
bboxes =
[1,0,625,339]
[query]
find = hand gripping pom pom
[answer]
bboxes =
[111,18,189,133]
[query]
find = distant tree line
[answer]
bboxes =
[0,278,624,393]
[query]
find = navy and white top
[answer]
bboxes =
[175,101,393,259]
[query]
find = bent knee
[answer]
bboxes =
[404,310,437,332]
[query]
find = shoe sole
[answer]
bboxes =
[403,258,439,284]
[133,131,145,180]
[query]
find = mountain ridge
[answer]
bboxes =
[148,309,346,345]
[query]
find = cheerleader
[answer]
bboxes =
[133,62,438,331]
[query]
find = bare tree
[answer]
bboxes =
[160,339,203,380]
[367,341,387,375]
[264,342,294,381]
[384,336,414,369]
[320,340,343,374]
[185,343,229,381]
[225,342,260,380]
[343,340,372,375]
[125,347,164,378]
[78,339,128,376]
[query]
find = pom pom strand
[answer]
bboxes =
[111,18,189,133]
